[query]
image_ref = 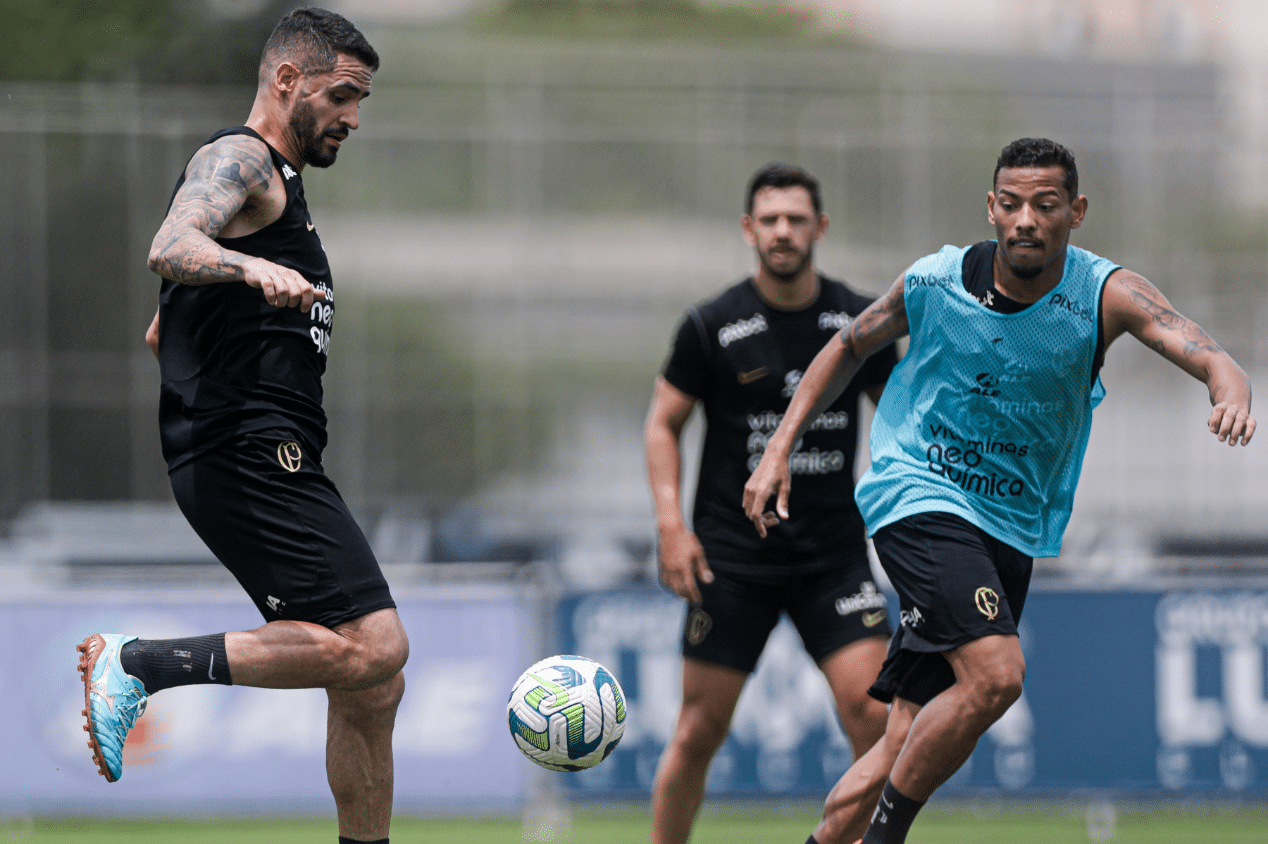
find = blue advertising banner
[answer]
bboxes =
[556,587,1268,797]
[5,583,1266,813]
[0,586,533,814]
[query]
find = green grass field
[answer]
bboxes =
[6,803,1267,844]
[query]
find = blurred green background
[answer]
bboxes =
[2,0,1267,579]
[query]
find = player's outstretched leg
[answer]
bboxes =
[811,698,919,844]
[77,633,149,782]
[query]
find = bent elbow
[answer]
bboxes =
[146,247,165,278]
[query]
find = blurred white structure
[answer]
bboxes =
[823,0,1268,209]
[4,5,1268,584]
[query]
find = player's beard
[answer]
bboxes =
[759,242,812,282]
[1002,248,1048,280]
[998,234,1053,280]
[291,100,341,169]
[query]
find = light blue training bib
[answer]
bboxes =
[855,242,1119,557]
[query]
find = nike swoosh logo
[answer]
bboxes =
[208,654,216,680]
[306,220,315,231]
[737,367,768,384]
[862,610,887,628]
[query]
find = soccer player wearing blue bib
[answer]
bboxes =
[743,138,1255,844]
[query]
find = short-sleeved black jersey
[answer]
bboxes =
[158,127,335,470]
[662,276,897,572]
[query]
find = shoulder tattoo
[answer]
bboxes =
[173,137,275,237]
[1121,274,1223,359]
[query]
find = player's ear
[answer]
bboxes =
[1069,194,1088,230]
[986,191,997,226]
[741,214,757,245]
[815,213,828,241]
[273,61,303,96]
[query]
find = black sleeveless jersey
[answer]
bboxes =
[157,127,335,469]
[662,276,898,572]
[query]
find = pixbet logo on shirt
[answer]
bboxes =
[717,313,768,348]
[818,311,854,331]
[1048,292,1095,323]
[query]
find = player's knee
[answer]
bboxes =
[329,670,405,725]
[969,660,1024,717]
[673,706,731,757]
[374,625,410,677]
[839,686,885,724]
[351,627,409,689]
[364,668,406,713]
[329,609,409,688]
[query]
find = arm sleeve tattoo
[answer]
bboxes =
[149,137,275,285]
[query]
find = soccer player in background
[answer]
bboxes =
[744,138,1255,844]
[76,10,408,844]
[646,163,898,844]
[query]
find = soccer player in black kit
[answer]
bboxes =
[75,10,407,844]
[646,164,897,844]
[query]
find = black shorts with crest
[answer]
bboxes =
[867,511,1032,705]
[681,549,891,674]
[169,428,396,629]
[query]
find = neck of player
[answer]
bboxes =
[991,249,1068,304]
[753,265,820,311]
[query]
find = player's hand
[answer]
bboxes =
[242,257,326,310]
[743,448,791,538]
[145,308,160,360]
[657,525,712,606]
[1209,401,1256,446]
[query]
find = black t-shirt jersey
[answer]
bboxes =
[158,127,335,470]
[662,276,898,571]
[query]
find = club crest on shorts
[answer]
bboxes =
[975,586,1000,620]
[276,441,303,472]
[686,608,712,646]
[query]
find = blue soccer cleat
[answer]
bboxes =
[77,633,148,782]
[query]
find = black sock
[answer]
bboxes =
[859,779,924,844]
[805,836,820,844]
[338,838,387,844]
[120,634,233,694]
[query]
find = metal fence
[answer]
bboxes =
[2,32,1266,577]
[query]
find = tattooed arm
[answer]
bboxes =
[147,135,323,310]
[1103,269,1254,445]
[743,272,911,535]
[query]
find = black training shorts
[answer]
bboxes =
[170,428,396,629]
[681,551,892,674]
[866,511,1032,705]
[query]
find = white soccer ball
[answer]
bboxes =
[507,654,627,771]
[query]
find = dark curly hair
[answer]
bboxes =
[994,138,1078,198]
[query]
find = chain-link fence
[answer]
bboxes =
[3,32,1266,577]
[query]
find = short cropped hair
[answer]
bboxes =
[746,162,823,215]
[259,7,379,84]
[994,138,1078,199]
